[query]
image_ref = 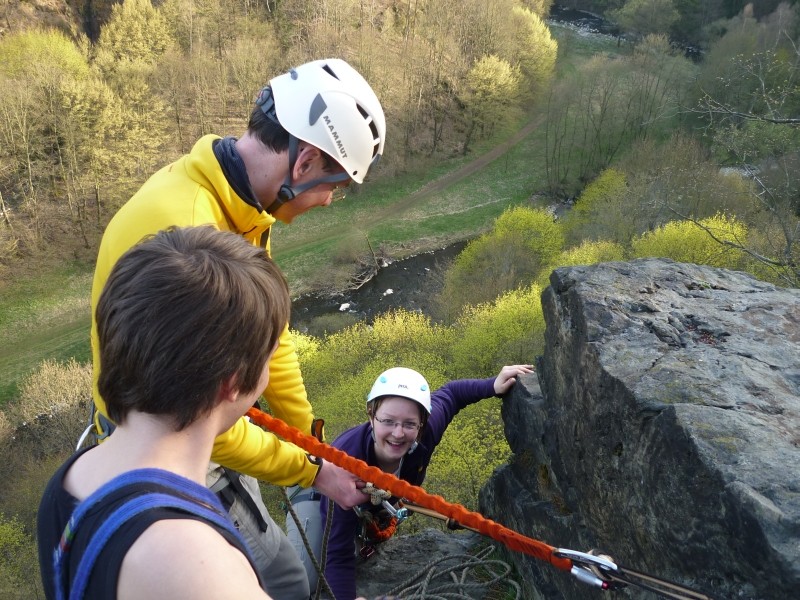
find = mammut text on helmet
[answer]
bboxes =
[323,115,348,159]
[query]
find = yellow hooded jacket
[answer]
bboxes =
[90,135,320,487]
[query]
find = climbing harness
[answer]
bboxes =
[246,407,720,600]
[209,467,269,532]
[353,484,409,559]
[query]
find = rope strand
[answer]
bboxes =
[246,408,572,572]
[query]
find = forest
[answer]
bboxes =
[1,1,799,597]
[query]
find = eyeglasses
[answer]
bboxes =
[373,417,420,432]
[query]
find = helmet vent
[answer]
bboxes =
[322,63,340,80]
[358,104,381,157]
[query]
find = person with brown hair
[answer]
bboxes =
[38,226,291,599]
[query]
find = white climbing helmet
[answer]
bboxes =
[366,367,432,415]
[270,58,386,184]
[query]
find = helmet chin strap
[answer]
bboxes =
[264,135,351,214]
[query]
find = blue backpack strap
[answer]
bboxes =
[54,469,251,600]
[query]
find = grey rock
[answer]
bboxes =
[481,259,800,600]
[352,528,487,599]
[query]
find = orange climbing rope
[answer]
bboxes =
[367,516,398,542]
[246,407,573,572]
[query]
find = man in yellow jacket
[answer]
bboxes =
[89,58,386,599]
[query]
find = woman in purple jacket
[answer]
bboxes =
[296,364,532,600]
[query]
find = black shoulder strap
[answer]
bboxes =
[54,470,253,600]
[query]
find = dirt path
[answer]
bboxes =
[276,116,543,254]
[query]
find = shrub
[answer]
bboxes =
[536,239,626,288]
[630,213,750,270]
[425,402,510,511]
[562,168,629,245]
[437,207,563,320]
[290,330,320,364]
[0,513,43,599]
[451,285,546,378]
[5,358,91,458]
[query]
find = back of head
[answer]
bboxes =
[251,58,386,184]
[96,226,290,430]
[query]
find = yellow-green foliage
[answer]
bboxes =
[14,358,92,422]
[451,285,545,378]
[465,54,522,134]
[95,0,173,70]
[290,330,320,364]
[0,359,91,533]
[300,310,452,438]
[425,402,509,510]
[510,6,558,94]
[0,29,89,80]
[438,207,564,319]
[572,168,627,222]
[537,239,626,288]
[630,213,749,269]
[562,168,629,243]
[493,206,565,258]
[0,513,42,599]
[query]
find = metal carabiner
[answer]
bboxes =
[381,500,409,522]
[554,548,624,591]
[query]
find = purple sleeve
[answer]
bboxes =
[426,378,497,446]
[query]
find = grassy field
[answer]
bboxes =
[0,26,620,409]
[0,264,93,406]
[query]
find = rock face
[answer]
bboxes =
[480,259,800,600]
[353,529,485,599]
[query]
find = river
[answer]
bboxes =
[291,241,468,333]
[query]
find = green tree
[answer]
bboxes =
[0,29,124,254]
[537,239,627,287]
[437,207,564,320]
[545,36,693,195]
[630,213,751,270]
[461,55,521,154]
[520,0,555,16]
[94,0,172,73]
[688,3,800,285]
[508,5,558,98]
[562,168,630,244]
[0,513,42,599]
[610,0,681,38]
[426,404,509,510]
[451,284,546,377]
